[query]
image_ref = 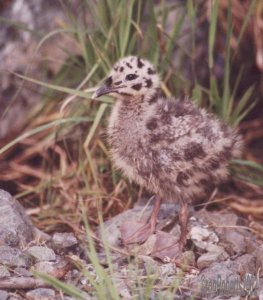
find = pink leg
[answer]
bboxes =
[149,195,162,233]
[151,199,189,262]
[178,199,189,249]
[120,195,162,244]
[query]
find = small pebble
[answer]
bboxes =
[0,245,32,268]
[51,233,78,251]
[31,257,70,279]
[26,288,55,300]
[27,246,56,262]
[197,251,227,270]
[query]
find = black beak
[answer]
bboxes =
[92,85,113,99]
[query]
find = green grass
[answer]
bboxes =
[1,0,263,298]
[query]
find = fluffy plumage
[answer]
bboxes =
[93,56,243,248]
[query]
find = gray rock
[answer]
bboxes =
[189,226,219,251]
[0,290,8,300]
[222,230,246,255]
[31,261,55,275]
[0,190,35,247]
[0,246,32,268]
[31,257,71,279]
[0,265,10,278]
[27,246,56,262]
[51,233,78,252]
[26,288,55,300]
[197,250,229,270]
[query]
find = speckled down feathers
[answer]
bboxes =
[105,56,243,203]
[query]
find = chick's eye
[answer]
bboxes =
[126,74,137,81]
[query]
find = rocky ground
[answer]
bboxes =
[0,189,262,299]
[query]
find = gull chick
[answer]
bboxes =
[93,56,243,252]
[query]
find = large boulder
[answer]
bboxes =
[0,189,35,247]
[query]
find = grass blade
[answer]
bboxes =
[14,73,113,104]
[222,0,232,121]
[34,272,86,300]
[0,117,89,155]
[84,103,108,149]
[208,0,219,70]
